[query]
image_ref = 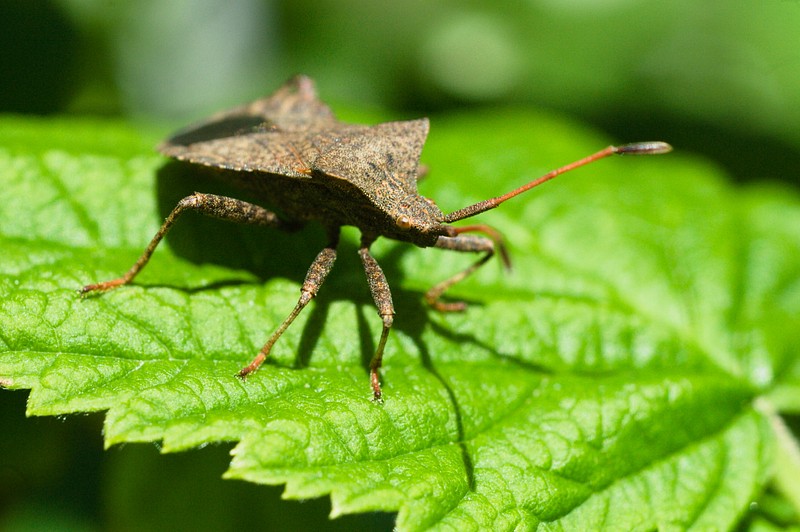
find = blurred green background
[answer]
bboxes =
[3,0,800,184]
[2,0,799,530]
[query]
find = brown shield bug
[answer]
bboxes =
[81,75,671,401]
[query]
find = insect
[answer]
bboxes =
[81,75,671,401]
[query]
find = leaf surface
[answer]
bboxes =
[2,111,798,530]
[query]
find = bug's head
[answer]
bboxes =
[383,193,454,246]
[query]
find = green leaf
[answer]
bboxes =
[2,110,799,530]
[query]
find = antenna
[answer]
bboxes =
[443,141,672,223]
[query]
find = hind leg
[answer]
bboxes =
[81,192,296,294]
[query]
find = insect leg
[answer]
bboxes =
[358,237,394,402]
[425,230,500,312]
[80,192,294,294]
[238,228,340,379]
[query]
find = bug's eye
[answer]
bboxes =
[395,215,413,230]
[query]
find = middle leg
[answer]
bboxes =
[237,227,340,379]
[358,235,395,402]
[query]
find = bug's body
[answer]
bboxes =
[159,78,446,246]
[82,75,671,401]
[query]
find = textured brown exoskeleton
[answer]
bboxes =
[81,75,671,401]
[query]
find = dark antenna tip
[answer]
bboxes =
[613,141,673,155]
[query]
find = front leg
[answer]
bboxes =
[358,235,395,402]
[81,192,296,294]
[425,224,508,312]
